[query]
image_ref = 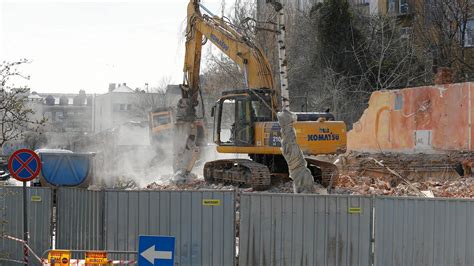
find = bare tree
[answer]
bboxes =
[279,0,432,125]
[414,0,474,80]
[23,131,47,150]
[202,48,245,98]
[199,0,258,125]
[132,76,171,120]
[0,60,45,146]
[350,14,431,90]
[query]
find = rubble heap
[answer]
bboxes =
[338,151,472,181]
[333,174,474,198]
[146,179,236,191]
[143,172,474,198]
[97,150,474,199]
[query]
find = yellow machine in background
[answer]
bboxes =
[176,0,347,190]
[149,107,174,136]
[149,107,207,147]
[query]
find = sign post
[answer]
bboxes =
[7,149,42,264]
[48,250,71,266]
[85,251,108,264]
[138,235,175,266]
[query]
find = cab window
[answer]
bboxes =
[153,114,171,126]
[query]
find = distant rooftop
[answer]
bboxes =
[107,83,135,93]
[112,84,135,93]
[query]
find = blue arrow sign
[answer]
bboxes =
[138,235,175,266]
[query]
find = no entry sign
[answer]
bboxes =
[7,149,42,182]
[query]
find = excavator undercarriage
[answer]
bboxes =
[203,155,339,190]
[204,159,271,190]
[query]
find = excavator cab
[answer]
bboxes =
[212,89,273,147]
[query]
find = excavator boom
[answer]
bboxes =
[183,0,274,94]
[173,0,278,181]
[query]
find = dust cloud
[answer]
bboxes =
[89,122,176,188]
[87,120,242,189]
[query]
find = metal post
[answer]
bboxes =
[23,182,28,265]
[305,91,308,112]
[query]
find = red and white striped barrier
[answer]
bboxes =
[1,234,44,264]
[42,259,136,265]
[2,234,137,265]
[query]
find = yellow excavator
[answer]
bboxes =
[174,0,347,190]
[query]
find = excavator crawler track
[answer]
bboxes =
[203,159,271,190]
[305,158,339,188]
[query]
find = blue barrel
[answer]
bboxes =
[36,150,94,187]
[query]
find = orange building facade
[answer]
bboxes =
[348,82,474,153]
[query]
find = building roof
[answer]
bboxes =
[28,94,43,100]
[112,84,135,93]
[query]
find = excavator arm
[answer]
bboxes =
[173,0,277,181]
[182,0,274,96]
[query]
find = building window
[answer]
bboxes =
[465,19,474,47]
[114,103,132,111]
[388,0,396,14]
[400,27,413,40]
[395,93,403,110]
[353,0,369,5]
[399,0,409,14]
[44,111,53,119]
[56,111,64,120]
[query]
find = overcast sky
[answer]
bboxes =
[0,0,223,94]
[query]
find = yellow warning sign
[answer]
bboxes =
[348,207,362,214]
[85,251,108,264]
[31,195,42,202]
[48,250,71,266]
[202,199,221,206]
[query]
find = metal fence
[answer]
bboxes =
[0,187,52,265]
[55,188,236,265]
[6,187,474,266]
[103,190,236,265]
[239,193,372,266]
[374,197,474,266]
[56,188,104,251]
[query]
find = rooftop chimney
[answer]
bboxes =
[108,83,116,92]
[434,67,453,85]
